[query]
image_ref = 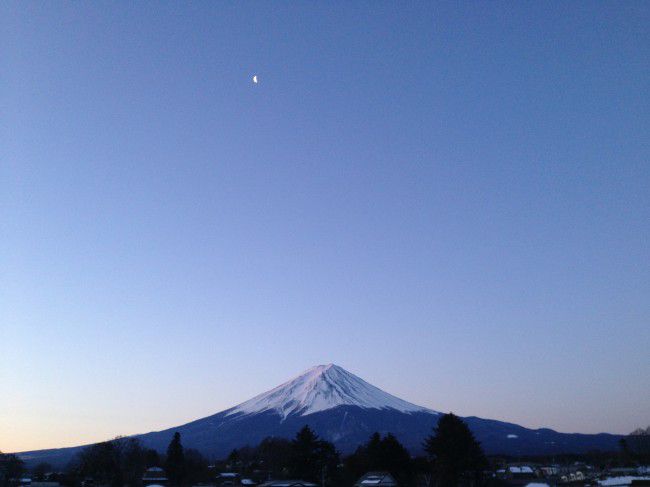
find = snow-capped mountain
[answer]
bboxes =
[17,364,623,467]
[227,364,433,418]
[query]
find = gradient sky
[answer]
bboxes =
[2,2,649,453]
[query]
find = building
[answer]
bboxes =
[354,472,398,487]
[215,473,240,486]
[506,465,536,481]
[142,467,168,487]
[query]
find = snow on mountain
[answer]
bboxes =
[226,363,435,419]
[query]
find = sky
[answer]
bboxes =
[2,1,649,453]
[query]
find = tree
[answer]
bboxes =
[226,449,240,469]
[184,449,209,485]
[342,446,369,487]
[76,441,123,487]
[344,432,412,486]
[624,428,650,464]
[120,438,146,487]
[0,453,25,487]
[619,438,633,465]
[165,432,185,486]
[424,413,487,486]
[257,437,292,478]
[412,456,434,487]
[289,426,321,481]
[366,433,382,470]
[67,438,152,487]
[314,440,340,487]
[378,434,412,484]
[289,426,339,485]
[144,448,161,469]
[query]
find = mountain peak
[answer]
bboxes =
[311,363,336,372]
[226,364,433,419]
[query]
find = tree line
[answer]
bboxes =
[50,413,488,486]
[7,412,643,487]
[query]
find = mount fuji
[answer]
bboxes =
[17,364,622,466]
[225,364,431,418]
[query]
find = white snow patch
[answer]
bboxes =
[226,364,435,419]
[598,477,650,486]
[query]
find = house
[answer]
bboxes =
[215,473,240,486]
[506,465,536,481]
[142,467,168,487]
[538,466,559,477]
[354,472,398,487]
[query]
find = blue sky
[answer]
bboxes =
[2,1,649,452]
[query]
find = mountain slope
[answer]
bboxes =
[17,364,623,467]
[226,364,432,418]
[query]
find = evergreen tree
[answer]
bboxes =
[289,426,340,485]
[289,426,321,481]
[366,433,382,470]
[227,449,240,469]
[258,437,290,477]
[314,440,340,487]
[184,449,209,485]
[423,413,487,486]
[165,432,186,486]
[257,437,292,478]
[379,434,412,484]
[353,432,412,485]
[342,445,370,487]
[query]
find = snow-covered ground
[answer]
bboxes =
[226,363,436,419]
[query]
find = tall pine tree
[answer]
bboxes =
[289,425,339,485]
[424,413,487,486]
[366,433,382,470]
[289,426,321,481]
[165,432,185,486]
[379,433,412,484]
